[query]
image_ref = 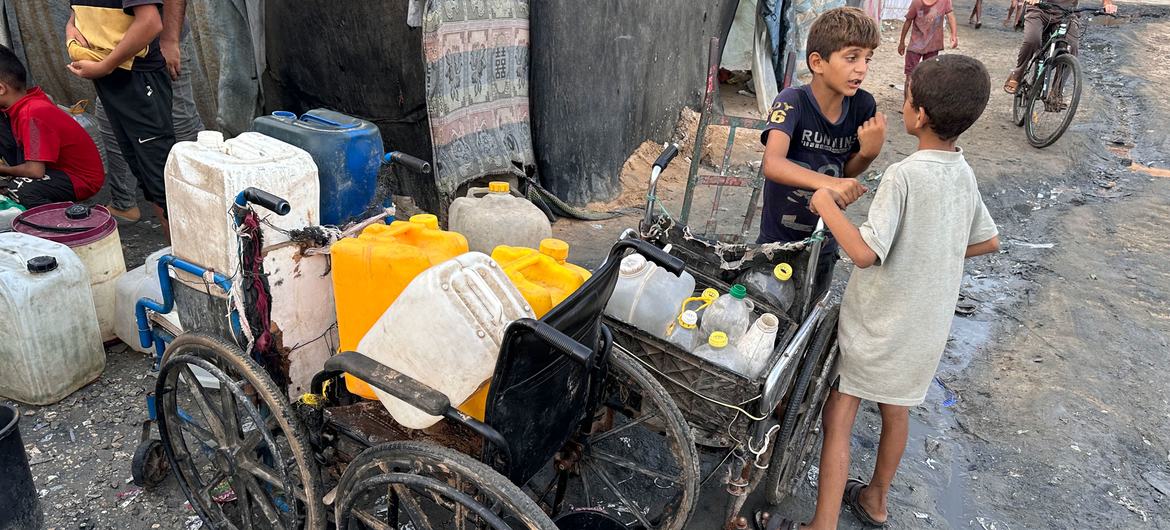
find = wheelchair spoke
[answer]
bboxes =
[589,448,680,484]
[239,457,285,491]
[393,483,433,529]
[589,410,658,445]
[231,476,255,530]
[180,366,228,440]
[218,386,243,443]
[238,414,278,453]
[584,460,654,528]
[352,508,395,530]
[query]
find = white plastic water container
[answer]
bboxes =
[604,253,696,338]
[737,313,780,379]
[165,131,337,398]
[114,247,183,354]
[699,284,754,345]
[358,252,535,429]
[448,181,552,254]
[0,233,105,405]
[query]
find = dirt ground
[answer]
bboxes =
[5,0,1170,528]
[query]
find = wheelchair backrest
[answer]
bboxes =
[481,237,683,485]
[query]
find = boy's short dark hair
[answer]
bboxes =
[909,55,991,141]
[806,7,880,69]
[0,45,27,91]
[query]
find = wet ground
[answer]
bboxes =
[5,0,1170,528]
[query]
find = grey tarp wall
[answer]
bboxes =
[263,0,439,215]
[1,0,263,136]
[529,0,740,205]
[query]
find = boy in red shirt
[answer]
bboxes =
[0,45,104,208]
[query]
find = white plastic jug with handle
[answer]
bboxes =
[699,284,754,345]
[448,181,552,254]
[737,313,780,379]
[358,252,535,429]
[604,253,696,338]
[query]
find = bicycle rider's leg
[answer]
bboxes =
[1011,8,1048,82]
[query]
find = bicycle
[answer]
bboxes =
[1011,2,1111,148]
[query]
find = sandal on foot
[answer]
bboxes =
[843,479,888,527]
[1003,77,1019,94]
[754,511,800,530]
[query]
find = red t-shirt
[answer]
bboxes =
[4,87,105,199]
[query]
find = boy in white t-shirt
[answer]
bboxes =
[758,54,999,529]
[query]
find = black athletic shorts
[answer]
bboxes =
[93,68,175,210]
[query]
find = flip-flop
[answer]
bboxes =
[754,511,800,530]
[1003,78,1019,94]
[843,478,888,527]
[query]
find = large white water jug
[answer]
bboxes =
[0,233,105,405]
[448,182,552,254]
[165,131,336,398]
[114,247,183,354]
[604,253,696,338]
[358,252,535,429]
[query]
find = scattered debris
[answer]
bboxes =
[1006,239,1055,249]
[914,511,930,520]
[1142,471,1170,497]
[807,465,820,488]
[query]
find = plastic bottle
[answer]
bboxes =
[699,284,754,345]
[737,313,780,379]
[604,253,696,339]
[693,332,746,376]
[666,310,700,351]
[738,263,796,312]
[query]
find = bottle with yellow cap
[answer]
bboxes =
[693,331,747,376]
[331,213,468,400]
[737,262,796,312]
[666,309,701,351]
[448,180,552,254]
[698,284,753,345]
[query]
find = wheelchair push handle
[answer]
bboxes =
[615,234,685,275]
[653,143,680,170]
[384,151,432,174]
[237,187,291,216]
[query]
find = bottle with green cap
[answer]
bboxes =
[737,262,796,312]
[693,331,747,375]
[698,284,754,345]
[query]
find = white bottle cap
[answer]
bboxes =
[619,254,649,277]
[197,130,226,150]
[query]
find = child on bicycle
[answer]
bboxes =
[758,7,885,291]
[897,0,959,88]
[1004,0,1116,93]
[756,55,1000,530]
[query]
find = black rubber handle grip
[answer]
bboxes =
[384,151,433,174]
[508,318,593,365]
[628,238,685,275]
[653,143,680,170]
[242,187,291,216]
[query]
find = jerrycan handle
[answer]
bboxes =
[300,113,358,129]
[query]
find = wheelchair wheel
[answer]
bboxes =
[155,332,326,529]
[335,440,555,529]
[542,347,699,530]
[765,306,839,505]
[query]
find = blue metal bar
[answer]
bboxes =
[135,254,232,350]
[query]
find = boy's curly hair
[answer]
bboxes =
[806,7,881,68]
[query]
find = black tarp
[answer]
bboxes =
[530,0,740,205]
[262,1,440,215]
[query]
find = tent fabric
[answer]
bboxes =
[421,0,536,198]
[785,0,847,86]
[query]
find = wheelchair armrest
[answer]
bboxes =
[507,318,593,365]
[324,351,450,417]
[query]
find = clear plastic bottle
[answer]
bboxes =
[737,313,780,379]
[693,331,747,376]
[738,263,796,312]
[699,284,753,345]
[666,309,700,351]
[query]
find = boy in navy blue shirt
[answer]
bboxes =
[759,7,886,277]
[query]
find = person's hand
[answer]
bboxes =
[65,21,89,48]
[897,41,906,56]
[67,60,114,80]
[824,178,868,209]
[810,188,840,215]
[951,35,959,48]
[857,113,887,160]
[1103,2,1117,14]
[161,39,181,81]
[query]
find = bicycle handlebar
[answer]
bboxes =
[1033,2,1115,16]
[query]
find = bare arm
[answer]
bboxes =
[810,189,879,268]
[762,130,868,208]
[947,12,959,47]
[844,152,876,179]
[0,161,47,179]
[898,19,912,55]
[65,12,90,47]
[161,0,186,79]
[965,235,1000,257]
[67,5,163,79]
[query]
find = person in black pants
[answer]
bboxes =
[66,0,174,235]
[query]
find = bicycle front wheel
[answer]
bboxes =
[1024,53,1082,148]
